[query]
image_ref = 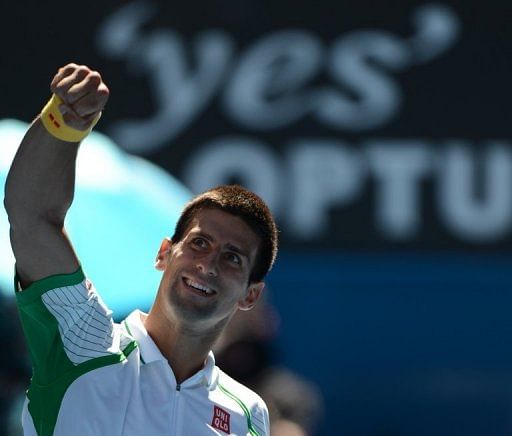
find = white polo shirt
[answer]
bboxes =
[16,268,269,436]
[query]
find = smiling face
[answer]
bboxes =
[153,208,265,333]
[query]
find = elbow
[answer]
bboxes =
[3,185,15,220]
[3,172,21,220]
[4,193,24,241]
[4,188,65,231]
[4,192,24,232]
[4,181,24,224]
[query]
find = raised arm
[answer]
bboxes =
[4,64,109,288]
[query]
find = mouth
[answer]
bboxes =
[182,277,216,297]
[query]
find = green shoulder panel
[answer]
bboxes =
[15,268,85,384]
[28,342,137,436]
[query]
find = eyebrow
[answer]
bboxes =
[226,243,249,260]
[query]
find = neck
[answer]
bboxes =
[144,307,220,384]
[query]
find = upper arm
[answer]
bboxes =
[9,219,80,289]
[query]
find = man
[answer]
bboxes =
[4,64,278,436]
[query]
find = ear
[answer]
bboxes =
[154,237,172,271]
[238,282,265,311]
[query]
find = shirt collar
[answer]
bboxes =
[123,310,218,389]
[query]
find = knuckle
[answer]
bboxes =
[88,71,101,80]
[59,63,75,72]
[86,72,102,85]
[75,67,89,79]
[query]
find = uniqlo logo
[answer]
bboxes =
[211,405,231,433]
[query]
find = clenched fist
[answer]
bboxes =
[50,63,110,131]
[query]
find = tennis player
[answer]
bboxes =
[4,63,278,436]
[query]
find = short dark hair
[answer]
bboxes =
[172,185,278,283]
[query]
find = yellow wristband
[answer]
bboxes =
[40,94,101,142]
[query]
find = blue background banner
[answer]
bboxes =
[269,252,512,435]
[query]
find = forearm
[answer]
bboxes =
[4,115,79,226]
[4,63,109,286]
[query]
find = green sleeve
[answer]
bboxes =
[14,268,85,385]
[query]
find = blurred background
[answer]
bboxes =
[1,0,512,434]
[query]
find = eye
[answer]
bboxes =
[224,252,242,265]
[191,237,208,248]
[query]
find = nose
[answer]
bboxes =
[196,252,219,277]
